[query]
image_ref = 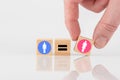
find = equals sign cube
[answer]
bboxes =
[55,39,71,56]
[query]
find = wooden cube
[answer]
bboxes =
[55,39,71,56]
[74,36,93,55]
[36,39,53,56]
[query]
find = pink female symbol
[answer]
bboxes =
[77,39,91,54]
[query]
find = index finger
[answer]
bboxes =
[64,0,80,40]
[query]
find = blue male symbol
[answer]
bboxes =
[38,41,51,54]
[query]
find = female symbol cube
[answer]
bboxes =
[74,36,93,55]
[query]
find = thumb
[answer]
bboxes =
[93,0,120,48]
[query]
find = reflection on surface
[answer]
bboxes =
[36,55,70,71]
[54,56,70,71]
[92,65,119,80]
[63,71,79,80]
[63,56,119,80]
[36,56,52,71]
[74,56,92,73]
[36,54,119,80]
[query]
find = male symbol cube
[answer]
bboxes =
[36,39,53,56]
[74,36,93,55]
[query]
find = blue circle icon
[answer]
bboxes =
[38,41,51,54]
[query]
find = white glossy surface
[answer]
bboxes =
[0,54,119,80]
[0,0,120,80]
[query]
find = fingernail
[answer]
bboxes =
[72,36,78,41]
[94,36,108,48]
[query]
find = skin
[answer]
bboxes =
[64,0,120,48]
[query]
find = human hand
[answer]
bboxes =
[64,0,120,48]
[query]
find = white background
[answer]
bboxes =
[0,0,120,55]
[0,0,120,80]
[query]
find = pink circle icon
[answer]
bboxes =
[77,39,91,54]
